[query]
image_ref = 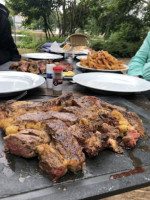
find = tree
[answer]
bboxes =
[6,0,91,38]
[87,0,149,41]
[6,0,61,38]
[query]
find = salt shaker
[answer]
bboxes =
[46,64,56,89]
[52,66,63,96]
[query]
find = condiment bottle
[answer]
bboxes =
[46,64,56,89]
[52,66,63,96]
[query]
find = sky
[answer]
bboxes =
[0,0,5,5]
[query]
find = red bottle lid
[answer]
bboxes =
[53,66,63,72]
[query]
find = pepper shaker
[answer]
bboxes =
[52,66,63,96]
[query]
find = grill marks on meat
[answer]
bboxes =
[46,120,85,172]
[14,111,77,125]
[72,96,102,108]
[37,119,85,181]
[0,93,73,120]
[69,124,105,157]
[0,94,145,181]
[0,93,74,131]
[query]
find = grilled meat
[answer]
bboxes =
[0,93,73,122]
[0,94,145,181]
[37,144,68,181]
[119,111,144,137]
[9,59,74,74]
[4,129,50,158]
[9,59,52,74]
[54,61,74,72]
[46,120,85,172]
[14,110,77,125]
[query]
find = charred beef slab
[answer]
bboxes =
[54,61,74,72]
[9,59,53,74]
[0,93,74,120]
[37,144,68,182]
[119,111,145,137]
[63,104,122,155]
[68,124,106,157]
[0,93,145,182]
[3,110,78,135]
[72,96,102,108]
[14,110,77,125]
[4,129,50,158]
[46,120,85,172]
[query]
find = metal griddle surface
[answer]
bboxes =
[0,96,150,200]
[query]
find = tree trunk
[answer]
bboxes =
[62,0,66,36]
[56,8,61,37]
[43,16,49,39]
[70,0,76,34]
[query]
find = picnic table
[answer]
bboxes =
[0,59,150,200]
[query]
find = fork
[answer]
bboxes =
[13,91,28,101]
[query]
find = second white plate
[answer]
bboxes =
[73,72,150,93]
[22,53,63,60]
[0,71,45,96]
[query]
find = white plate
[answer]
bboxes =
[51,49,90,55]
[76,62,129,72]
[72,50,90,55]
[22,53,63,60]
[0,71,45,95]
[76,55,87,60]
[73,73,150,93]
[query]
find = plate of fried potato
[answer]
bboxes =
[77,51,129,72]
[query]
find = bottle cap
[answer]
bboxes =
[53,66,63,72]
[46,64,56,74]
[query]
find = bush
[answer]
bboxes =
[16,30,143,58]
[16,30,65,50]
[91,39,142,58]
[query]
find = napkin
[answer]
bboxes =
[50,41,65,53]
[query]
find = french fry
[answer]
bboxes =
[80,51,126,70]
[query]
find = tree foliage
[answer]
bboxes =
[84,0,149,41]
[6,0,90,38]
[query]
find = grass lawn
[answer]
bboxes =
[18,48,40,55]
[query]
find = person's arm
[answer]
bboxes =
[127,32,150,77]
[3,19,21,60]
[142,63,150,81]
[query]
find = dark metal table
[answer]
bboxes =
[0,60,150,200]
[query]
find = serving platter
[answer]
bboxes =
[73,72,150,93]
[22,53,63,60]
[76,62,129,72]
[0,71,45,97]
[0,96,150,200]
